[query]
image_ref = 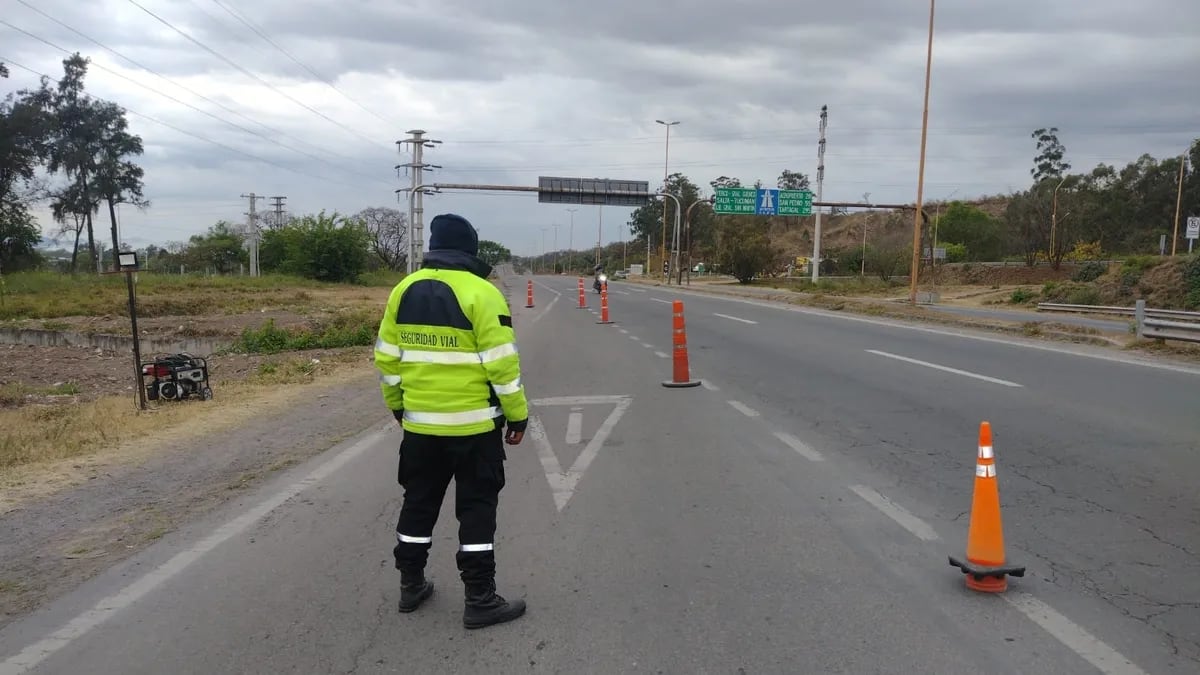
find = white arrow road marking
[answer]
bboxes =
[530,395,633,511]
[566,408,583,445]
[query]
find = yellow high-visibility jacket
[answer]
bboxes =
[374,250,528,436]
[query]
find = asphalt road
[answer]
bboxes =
[0,270,1196,674]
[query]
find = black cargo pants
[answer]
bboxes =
[393,426,506,586]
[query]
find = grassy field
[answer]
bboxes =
[0,270,404,321]
[0,270,406,476]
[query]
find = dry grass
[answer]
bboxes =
[0,271,396,321]
[0,349,371,480]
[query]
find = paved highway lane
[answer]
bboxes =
[0,270,1129,674]
[571,277,1200,673]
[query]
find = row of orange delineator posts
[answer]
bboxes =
[530,277,1023,593]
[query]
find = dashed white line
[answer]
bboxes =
[865,349,1023,388]
[654,351,669,359]
[727,400,759,418]
[628,335,640,341]
[618,328,629,334]
[641,342,653,349]
[650,298,673,305]
[701,380,720,391]
[773,432,824,462]
[1003,594,1150,675]
[847,485,940,541]
[629,288,647,293]
[714,312,758,325]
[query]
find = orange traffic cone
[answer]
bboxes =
[596,282,614,324]
[949,422,1025,592]
[525,280,535,309]
[662,300,701,388]
[577,277,587,309]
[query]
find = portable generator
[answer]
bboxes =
[141,352,213,402]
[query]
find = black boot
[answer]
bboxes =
[463,580,526,629]
[398,571,434,613]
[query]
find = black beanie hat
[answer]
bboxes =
[428,213,479,256]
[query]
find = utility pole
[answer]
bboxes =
[566,208,577,274]
[862,192,870,276]
[553,224,560,274]
[656,119,679,281]
[909,0,936,305]
[398,130,442,273]
[811,105,828,282]
[1172,154,1185,256]
[269,195,287,230]
[241,192,265,276]
[596,207,603,270]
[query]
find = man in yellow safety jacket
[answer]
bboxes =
[374,213,529,629]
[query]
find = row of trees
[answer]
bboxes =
[128,207,513,283]
[608,131,1199,282]
[1,54,147,274]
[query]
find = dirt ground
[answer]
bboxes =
[0,359,387,630]
[6,309,323,339]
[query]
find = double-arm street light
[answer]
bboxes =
[656,119,680,279]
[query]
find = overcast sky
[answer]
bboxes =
[3,0,1198,257]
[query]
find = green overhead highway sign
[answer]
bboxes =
[714,187,813,216]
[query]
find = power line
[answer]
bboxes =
[0,18,392,187]
[123,0,387,149]
[0,57,371,189]
[205,0,399,130]
[12,0,382,167]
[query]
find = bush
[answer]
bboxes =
[1066,286,1101,305]
[1184,255,1200,310]
[1010,288,1035,304]
[1072,261,1107,283]
[1122,255,1162,273]
[228,312,377,354]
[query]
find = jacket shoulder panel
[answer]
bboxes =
[395,277,472,330]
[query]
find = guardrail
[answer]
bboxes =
[1037,302,1200,321]
[1133,300,1200,344]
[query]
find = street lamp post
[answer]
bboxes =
[540,227,548,274]
[656,119,680,282]
[553,224,560,274]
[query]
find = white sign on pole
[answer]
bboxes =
[1186,217,1200,240]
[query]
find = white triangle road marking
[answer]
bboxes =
[528,395,633,511]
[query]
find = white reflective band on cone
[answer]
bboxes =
[975,464,996,478]
[460,543,494,552]
[397,533,433,544]
[978,445,994,459]
[404,407,500,425]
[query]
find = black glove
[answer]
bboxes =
[506,418,527,433]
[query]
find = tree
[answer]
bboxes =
[710,176,741,190]
[777,169,810,191]
[935,202,1004,261]
[715,218,773,283]
[261,211,369,282]
[1031,127,1070,182]
[1,64,52,255]
[627,173,705,272]
[476,239,511,266]
[354,206,407,270]
[185,221,247,274]
[91,99,147,265]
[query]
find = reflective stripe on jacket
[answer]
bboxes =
[374,249,529,436]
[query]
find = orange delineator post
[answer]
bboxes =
[662,300,701,388]
[525,280,534,308]
[577,277,587,308]
[949,421,1026,592]
[596,283,613,324]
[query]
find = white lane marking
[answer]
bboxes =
[654,351,669,359]
[727,400,759,418]
[529,396,633,511]
[701,380,720,391]
[613,290,630,295]
[847,485,940,542]
[531,294,559,323]
[628,335,640,341]
[641,342,653,349]
[774,432,824,462]
[865,349,1023,388]
[714,312,758,325]
[565,409,583,445]
[630,288,648,293]
[1004,594,1150,675]
[529,279,563,296]
[0,422,393,675]
[650,298,673,305]
[618,328,629,334]
[647,284,1200,377]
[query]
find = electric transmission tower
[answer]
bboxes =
[397,130,442,273]
[241,192,265,276]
